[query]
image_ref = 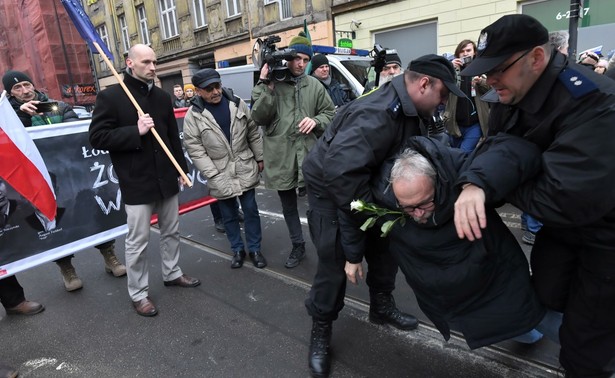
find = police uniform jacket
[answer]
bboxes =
[89,73,188,205]
[302,75,426,262]
[476,52,615,247]
[373,136,545,349]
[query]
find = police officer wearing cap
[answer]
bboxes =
[302,54,466,377]
[455,14,615,378]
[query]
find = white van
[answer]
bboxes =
[217,45,374,105]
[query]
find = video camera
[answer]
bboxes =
[370,44,399,87]
[252,35,297,82]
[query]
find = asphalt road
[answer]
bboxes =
[0,186,562,377]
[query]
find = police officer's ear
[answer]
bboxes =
[528,46,549,71]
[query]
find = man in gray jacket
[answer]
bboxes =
[184,69,266,269]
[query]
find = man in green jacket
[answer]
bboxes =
[251,32,335,268]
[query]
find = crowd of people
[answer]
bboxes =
[2,13,615,378]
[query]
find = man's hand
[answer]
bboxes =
[257,161,264,172]
[454,184,487,241]
[179,175,189,188]
[19,100,41,116]
[345,261,364,285]
[137,114,155,135]
[298,117,317,134]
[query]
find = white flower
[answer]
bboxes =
[350,200,365,211]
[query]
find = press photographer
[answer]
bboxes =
[250,31,334,270]
[253,35,298,82]
[363,45,402,93]
[442,39,490,152]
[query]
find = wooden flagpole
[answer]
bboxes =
[92,41,193,187]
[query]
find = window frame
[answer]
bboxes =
[158,0,179,40]
[118,14,131,53]
[136,5,151,45]
[193,0,207,28]
[225,0,241,18]
[96,24,110,70]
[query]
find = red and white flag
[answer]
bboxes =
[0,91,57,227]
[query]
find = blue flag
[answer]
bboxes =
[61,0,113,61]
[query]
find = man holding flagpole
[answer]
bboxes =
[89,44,199,317]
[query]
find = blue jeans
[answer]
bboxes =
[218,189,261,253]
[521,213,543,233]
[449,122,482,153]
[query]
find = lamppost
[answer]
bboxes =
[567,0,584,59]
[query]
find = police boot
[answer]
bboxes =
[100,244,127,277]
[369,292,418,330]
[308,319,332,378]
[56,259,83,292]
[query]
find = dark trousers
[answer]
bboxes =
[217,189,262,253]
[0,275,25,309]
[278,189,304,245]
[305,192,398,322]
[531,227,615,378]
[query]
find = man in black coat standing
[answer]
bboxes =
[456,15,615,378]
[89,44,200,317]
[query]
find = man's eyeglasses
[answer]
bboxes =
[203,83,222,93]
[487,48,532,77]
[397,197,435,213]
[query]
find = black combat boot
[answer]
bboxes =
[369,292,418,330]
[308,319,332,378]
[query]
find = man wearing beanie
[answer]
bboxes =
[454,14,615,378]
[310,54,351,107]
[251,32,335,270]
[301,53,466,377]
[2,70,79,127]
[90,44,199,317]
[2,69,127,292]
[363,50,403,94]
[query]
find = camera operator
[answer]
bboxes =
[443,40,490,152]
[251,32,335,269]
[363,50,403,94]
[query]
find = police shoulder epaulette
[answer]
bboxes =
[387,98,402,117]
[558,68,598,99]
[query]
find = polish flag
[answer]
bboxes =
[0,91,57,224]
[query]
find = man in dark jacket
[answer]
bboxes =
[378,136,552,349]
[302,54,466,377]
[2,70,126,292]
[89,44,200,317]
[456,15,615,378]
[310,54,351,108]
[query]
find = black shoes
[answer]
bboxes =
[249,251,267,269]
[308,319,332,378]
[231,251,246,269]
[369,292,418,330]
[285,243,306,268]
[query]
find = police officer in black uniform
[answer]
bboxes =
[302,54,466,377]
[456,15,615,378]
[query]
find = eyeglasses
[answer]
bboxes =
[203,83,222,93]
[397,197,435,213]
[487,48,532,77]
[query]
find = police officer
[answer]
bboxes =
[302,54,466,377]
[455,15,615,378]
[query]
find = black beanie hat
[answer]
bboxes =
[310,54,329,73]
[3,70,33,92]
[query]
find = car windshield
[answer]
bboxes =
[340,60,373,87]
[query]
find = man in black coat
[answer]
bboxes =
[302,54,466,377]
[377,136,552,349]
[89,44,200,317]
[456,15,615,377]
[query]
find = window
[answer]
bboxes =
[226,0,241,18]
[97,24,110,70]
[119,15,130,52]
[264,0,291,20]
[193,0,207,28]
[136,5,150,45]
[158,0,179,39]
